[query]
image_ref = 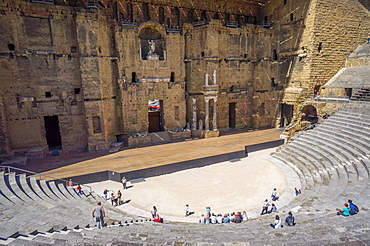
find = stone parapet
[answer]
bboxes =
[128,136,151,147]
[191,130,219,138]
[168,131,191,141]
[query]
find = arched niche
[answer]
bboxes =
[301,105,318,124]
[138,22,166,60]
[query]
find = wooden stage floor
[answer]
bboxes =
[27,129,283,181]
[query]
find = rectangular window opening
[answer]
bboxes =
[92,116,102,133]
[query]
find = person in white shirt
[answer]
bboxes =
[210,213,217,224]
[270,215,282,229]
[271,188,278,201]
[216,214,223,224]
[199,214,205,223]
[261,199,270,215]
[185,204,189,217]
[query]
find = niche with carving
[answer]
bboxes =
[139,24,165,60]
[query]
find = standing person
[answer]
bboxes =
[270,215,282,229]
[285,212,295,226]
[110,192,117,206]
[103,189,109,200]
[271,188,278,201]
[76,184,83,194]
[92,202,105,229]
[261,199,270,215]
[151,206,157,218]
[117,190,122,205]
[68,179,73,186]
[121,177,127,190]
[185,204,189,217]
[205,207,211,216]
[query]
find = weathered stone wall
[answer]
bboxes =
[0,1,89,155]
[1,0,369,160]
[264,0,370,129]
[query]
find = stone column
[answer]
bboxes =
[205,98,209,131]
[213,99,217,131]
[205,73,209,86]
[213,70,217,85]
[192,98,197,130]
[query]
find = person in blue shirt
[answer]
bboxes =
[337,203,350,216]
[348,199,358,215]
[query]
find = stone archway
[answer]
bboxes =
[301,105,318,124]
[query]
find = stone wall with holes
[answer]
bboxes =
[1,0,370,160]
[0,1,91,157]
[264,0,370,129]
[183,20,281,130]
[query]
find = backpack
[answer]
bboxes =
[286,216,294,226]
[353,203,359,212]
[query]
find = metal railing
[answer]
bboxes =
[0,165,92,192]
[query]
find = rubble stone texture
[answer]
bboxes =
[0,0,369,161]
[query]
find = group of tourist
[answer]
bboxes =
[337,199,359,216]
[101,176,128,206]
[199,207,248,224]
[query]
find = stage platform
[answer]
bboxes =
[27,129,283,184]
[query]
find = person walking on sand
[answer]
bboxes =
[121,177,127,189]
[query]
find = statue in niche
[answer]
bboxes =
[198,119,203,131]
[148,40,156,55]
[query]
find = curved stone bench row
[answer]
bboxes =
[0,171,146,240]
[3,209,369,245]
[273,101,370,214]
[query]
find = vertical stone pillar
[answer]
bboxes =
[205,73,209,86]
[192,98,197,130]
[205,98,209,131]
[213,70,217,85]
[213,99,217,131]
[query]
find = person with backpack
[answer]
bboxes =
[348,199,359,215]
[285,212,295,226]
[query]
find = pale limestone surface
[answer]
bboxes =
[88,148,296,223]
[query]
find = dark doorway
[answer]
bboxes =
[148,100,163,133]
[345,88,352,98]
[229,103,236,129]
[280,104,293,128]
[44,116,62,150]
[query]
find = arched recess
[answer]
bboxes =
[301,105,318,124]
[138,22,166,60]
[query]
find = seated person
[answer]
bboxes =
[348,199,359,215]
[270,203,277,213]
[285,212,295,226]
[153,214,163,223]
[270,215,282,229]
[337,203,350,216]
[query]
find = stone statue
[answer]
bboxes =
[148,40,155,54]
[198,119,203,131]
